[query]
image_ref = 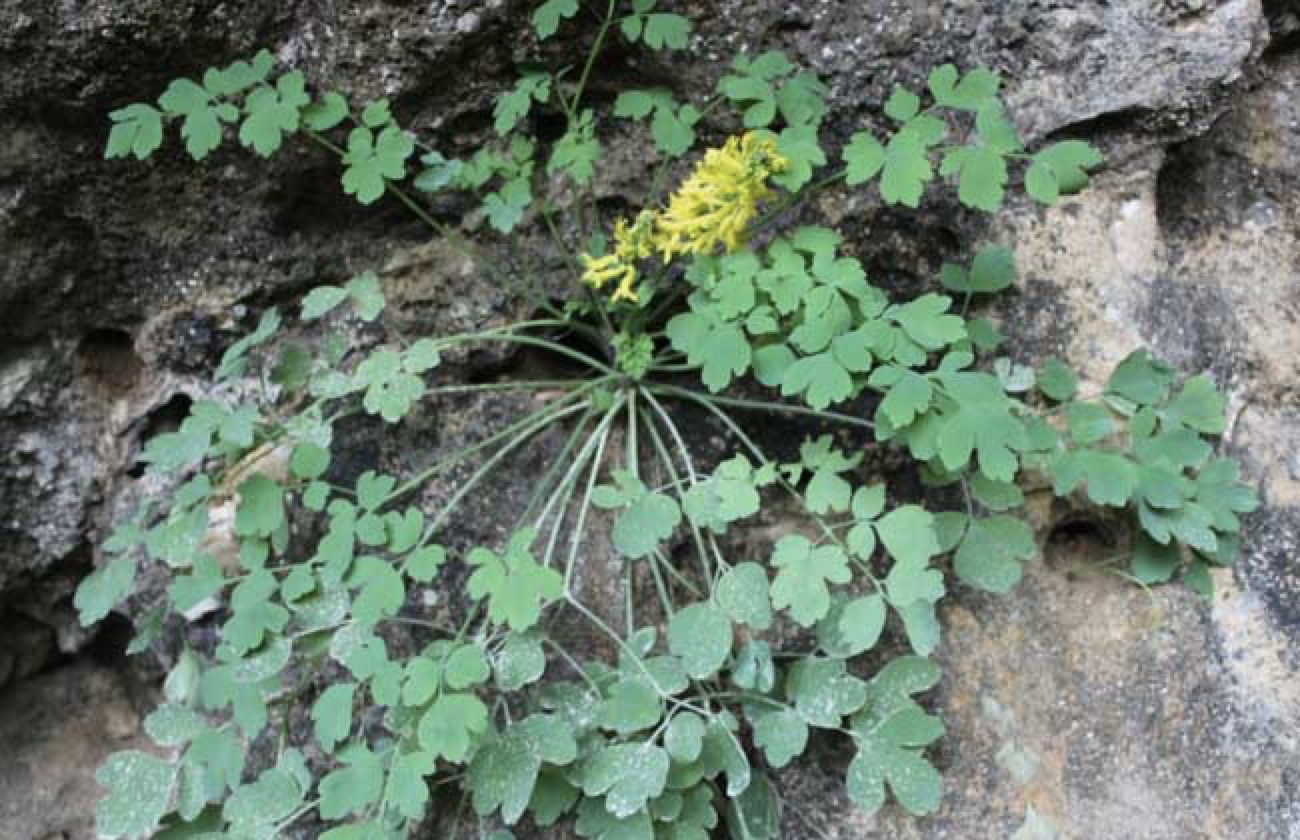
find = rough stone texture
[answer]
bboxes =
[0,0,1298,838]
[0,663,147,840]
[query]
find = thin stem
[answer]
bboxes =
[382,381,601,505]
[623,388,639,636]
[660,384,881,586]
[648,383,874,430]
[535,396,624,539]
[439,331,618,376]
[424,379,588,396]
[563,405,618,591]
[519,406,598,528]
[569,0,619,117]
[417,401,588,548]
[638,391,715,585]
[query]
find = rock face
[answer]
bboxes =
[1,1,1298,838]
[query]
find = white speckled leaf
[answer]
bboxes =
[95,750,178,839]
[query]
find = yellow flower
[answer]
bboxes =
[579,210,656,304]
[653,132,788,261]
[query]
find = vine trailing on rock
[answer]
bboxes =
[81,2,1257,838]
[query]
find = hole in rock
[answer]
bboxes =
[86,611,135,667]
[1045,516,1119,578]
[127,393,194,477]
[77,328,142,393]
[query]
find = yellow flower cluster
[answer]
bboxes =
[579,132,788,304]
[654,132,788,260]
[578,210,656,303]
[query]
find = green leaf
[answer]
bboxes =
[95,751,177,839]
[875,505,940,566]
[785,658,867,727]
[1164,374,1227,434]
[970,474,1025,512]
[890,293,965,351]
[144,704,208,747]
[1106,349,1174,405]
[468,715,577,824]
[1131,532,1181,584]
[533,0,578,38]
[668,603,733,679]
[158,79,230,160]
[341,125,415,205]
[239,71,309,156]
[224,766,303,833]
[885,558,945,606]
[877,370,934,427]
[301,286,348,320]
[575,799,653,840]
[750,707,809,768]
[418,692,489,763]
[781,351,853,412]
[385,750,435,820]
[772,122,827,191]
[613,492,679,556]
[770,535,850,627]
[600,676,663,735]
[968,245,1016,293]
[931,370,1029,482]
[942,145,1008,211]
[106,104,164,160]
[581,742,670,818]
[884,87,920,122]
[548,109,600,184]
[844,132,886,185]
[731,641,776,693]
[1067,402,1113,444]
[319,744,384,819]
[351,556,406,625]
[312,683,355,754]
[445,644,491,689]
[345,271,385,322]
[726,774,780,840]
[643,13,691,49]
[495,633,547,691]
[1051,449,1138,507]
[405,545,447,583]
[665,713,706,763]
[835,594,887,656]
[234,474,284,538]
[715,562,772,630]
[954,515,1036,593]
[494,72,551,136]
[846,732,942,817]
[289,442,330,480]
[651,102,699,157]
[75,556,136,627]
[303,91,349,131]
[484,177,533,233]
[879,131,935,207]
[896,601,941,656]
[614,90,657,119]
[1028,140,1103,203]
[928,64,1000,110]
[666,312,752,392]
[466,529,563,631]
[1038,358,1078,401]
